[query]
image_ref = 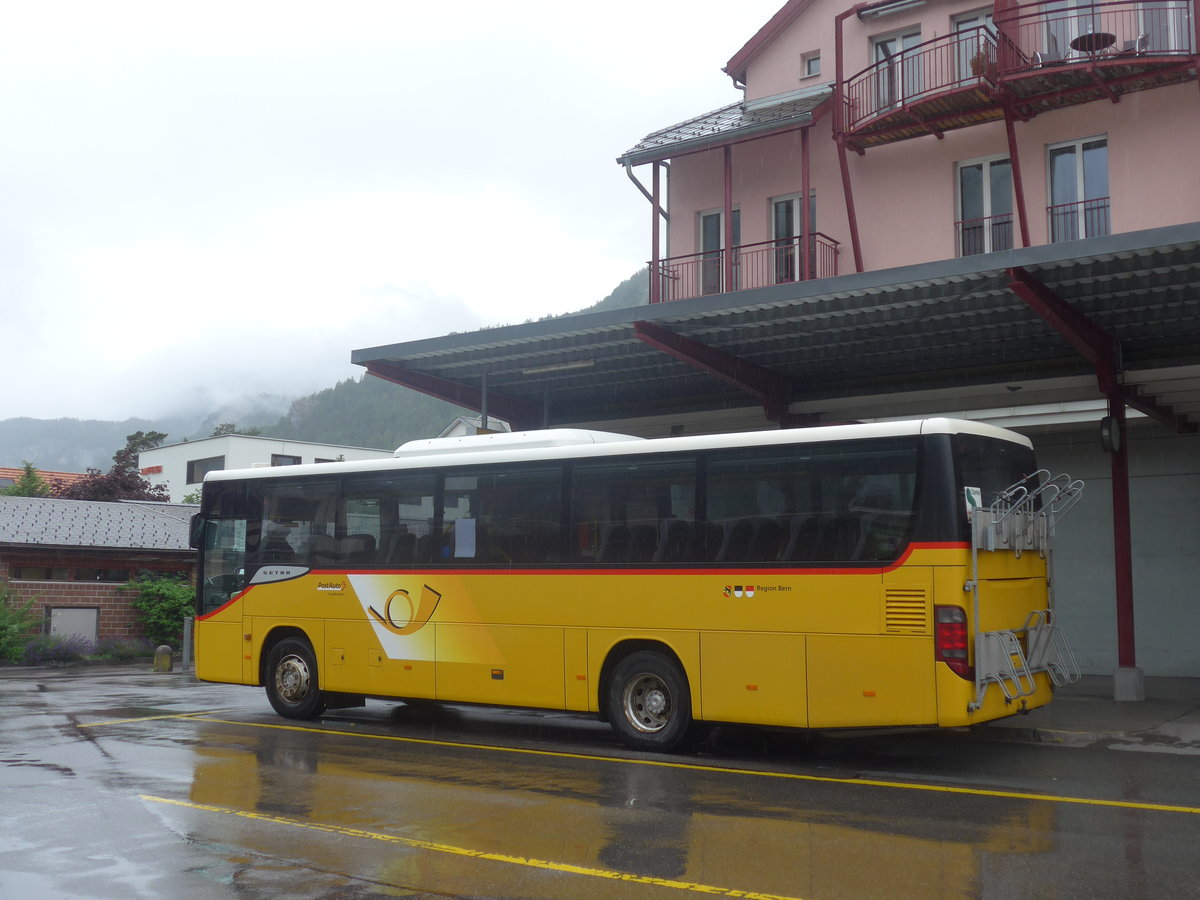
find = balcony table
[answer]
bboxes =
[1070,32,1117,56]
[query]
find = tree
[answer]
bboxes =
[1,461,53,497]
[56,431,171,502]
[211,423,261,436]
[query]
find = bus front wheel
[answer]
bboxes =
[265,637,326,720]
[607,650,693,752]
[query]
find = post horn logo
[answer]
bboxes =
[368,584,442,635]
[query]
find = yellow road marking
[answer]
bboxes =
[77,709,238,728]
[185,716,1200,816]
[140,793,801,900]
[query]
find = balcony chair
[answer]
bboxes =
[1120,33,1149,55]
[1034,33,1062,66]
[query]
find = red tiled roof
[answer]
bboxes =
[0,467,90,488]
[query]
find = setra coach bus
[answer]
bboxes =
[191,418,1082,751]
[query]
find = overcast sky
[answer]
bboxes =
[0,0,784,422]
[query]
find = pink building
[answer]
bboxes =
[620,0,1198,300]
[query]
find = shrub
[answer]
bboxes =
[21,634,94,666]
[122,573,194,648]
[0,582,40,664]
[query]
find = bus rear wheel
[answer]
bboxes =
[265,637,326,720]
[607,650,693,752]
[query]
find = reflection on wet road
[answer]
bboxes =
[3,668,1199,898]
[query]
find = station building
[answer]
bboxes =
[352,0,1200,695]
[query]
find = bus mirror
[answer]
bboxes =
[189,514,204,549]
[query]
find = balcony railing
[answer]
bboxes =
[996,0,1195,73]
[652,234,839,303]
[845,26,998,130]
[841,2,1196,146]
[956,214,1015,257]
[1048,197,1111,243]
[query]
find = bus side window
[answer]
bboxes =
[571,457,697,565]
[344,472,437,568]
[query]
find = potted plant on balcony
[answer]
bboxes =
[970,48,995,79]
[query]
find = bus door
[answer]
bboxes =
[195,516,250,685]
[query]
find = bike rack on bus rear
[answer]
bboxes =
[967,470,1084,712]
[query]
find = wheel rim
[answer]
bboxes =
[622,672,672,734]
[275,653,312,704]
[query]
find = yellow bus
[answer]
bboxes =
[191,419,1082,752]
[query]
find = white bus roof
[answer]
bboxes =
[203,418,1031,485]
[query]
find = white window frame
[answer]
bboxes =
[698,207,741,294]
[871,27,922,109]
[955,153,1013,256]
[1047,135,1109,242]
[953,8,996,81]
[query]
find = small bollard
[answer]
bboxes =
[153,645,174,673]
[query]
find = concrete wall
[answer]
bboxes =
[139,435,394,502]
[1033,426,1200,677]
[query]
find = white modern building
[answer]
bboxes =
[138,435,394,502]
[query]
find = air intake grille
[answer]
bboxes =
[885,588,929,634]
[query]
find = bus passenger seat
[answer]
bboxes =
[752,517,784,561]
[343,534,376,564]
[628,524,659,563]
[382,531,417,565]
[653,519,693,563]
[596,524,630,563]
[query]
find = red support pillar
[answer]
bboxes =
[1108,391,1136,669]
[801,127,812,281]
[723,145,734,293]
[834,7,864,273]
[650,163,661,304]
[1004,109,1031,248]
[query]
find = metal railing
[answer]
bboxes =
[996,0,1195,73]
[956,213,1014,257]
[845,26,997,130]
[841,3,1196,133]
[1048,197,1111,243]
[652,234,839,303]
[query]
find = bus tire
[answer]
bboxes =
[265,637,326,720]
[607,650,693,752]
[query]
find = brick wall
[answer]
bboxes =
[1,551,196,642]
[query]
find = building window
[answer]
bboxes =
[271,454,302,467]
[10,566,69,581]
[956,156,1012,256]
[771,193,819,282]
[803,52,821,77]
[1048,137,1109,242]
[872,29,922,110]
[187,455,225,485]
[699,208,741,295]
[74,568,131,583]
[953,9,995,81]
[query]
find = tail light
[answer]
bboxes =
[935,605,973,680]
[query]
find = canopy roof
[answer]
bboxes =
[352,224,1200,437]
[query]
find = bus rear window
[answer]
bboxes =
[951,434,1038,512]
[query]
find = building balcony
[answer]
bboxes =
[651,234,839,303]
[841,1,1197,151]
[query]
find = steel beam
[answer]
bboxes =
[1007,266,1120,391]
[633,321,793,421]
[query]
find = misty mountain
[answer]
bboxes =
[1,268,648,471]
[0,394,293,473]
